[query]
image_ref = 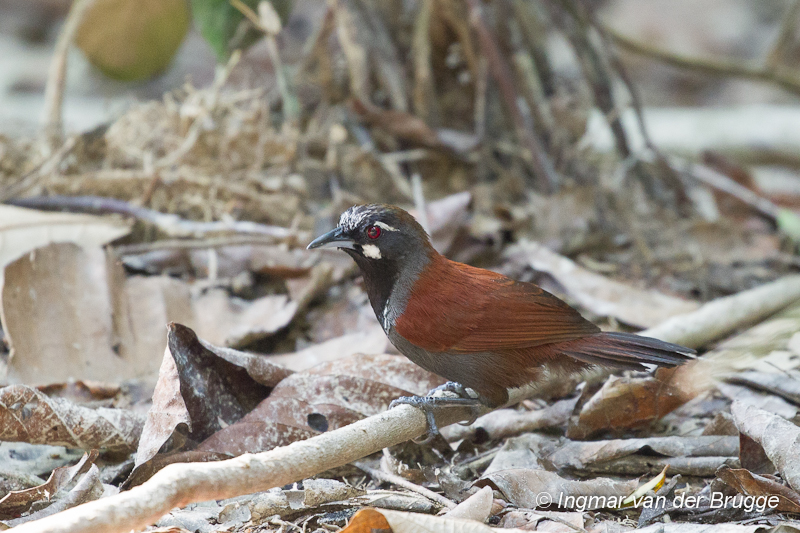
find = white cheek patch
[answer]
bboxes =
[361,244,382,259]
[374,221,398,232]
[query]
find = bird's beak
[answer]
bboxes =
[307,227,356,250]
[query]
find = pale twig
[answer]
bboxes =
[465,0,559,192]
[411,173,431,235]
[604,24,800,98]
[666,156,781,219]
[353,462,456,510]
[230,0,298,124]
[15,276,800,533]
[42,0,95,150]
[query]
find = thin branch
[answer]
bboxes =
[42,0,95,150]
[465,0,560,192]
[604,24,800,98]
[353,462,456,510]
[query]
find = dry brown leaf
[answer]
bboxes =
[341,507,530,533]
[2,244,126,385]
[716,465,800,514]
[2,464,104,527]
[192,289,298,347]
[0,205,130,271]
[443,485,493,521]
[0,385,143,451]
[506,240,699,328]
[567,370,690,439]
[265,327,389,371]
[133,323,285,470]
[0,451,97,519]
[477,469,638,510]
[197,353,444,455]
[731,401,800,492]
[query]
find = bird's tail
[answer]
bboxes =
[561,331,695,370]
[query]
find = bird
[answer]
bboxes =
[308,204,695,441]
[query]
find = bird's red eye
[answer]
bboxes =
[366,225,381,239]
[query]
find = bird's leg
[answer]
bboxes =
[390,382,484,443]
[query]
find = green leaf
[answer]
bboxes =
[191,0,293,62]
[75,0,190,81]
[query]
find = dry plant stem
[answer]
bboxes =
[7,195,296,240]
[669,156,781,219]
[411,173,431,235]
[353,462,456,509]
[12,405,468,533]
[42,0,94,150]
[465,0,559,192]
[605,25,800,98]
[18,276,800,533]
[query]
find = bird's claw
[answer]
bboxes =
[390,395,441,443]
[390,392,484,444]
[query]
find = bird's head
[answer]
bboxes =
[307,205,433,267]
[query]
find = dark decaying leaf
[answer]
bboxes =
[0,451,98,519]
[716,465,800,514]
[133,323,289,469]
[477,468,638,511]
[198,353,444,455]
[0,385,143,451]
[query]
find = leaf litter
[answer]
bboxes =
[2,1,800,531]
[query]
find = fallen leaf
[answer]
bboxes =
[198,353,444,455]
[0,385,143,451]
[193,289,298,347]
[445,396,578,443]
[0,451,98,519]
[265,327,389,371]
[342,507,530,533]
[716,465,800,514]
[731,401,800,492]
[443,485,493,521]
[506,240,698,328]
[133,324,285,469]
[3,244,127,385]
[0,205,130,271]
[2,464,104,527]
[477,469,638,510]
[549,436,739,471]
[567,371,690,439]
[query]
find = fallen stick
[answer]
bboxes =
[15,275,800,533]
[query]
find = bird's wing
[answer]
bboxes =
[394,258,599,353]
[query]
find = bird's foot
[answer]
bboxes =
[389,394,484,444]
